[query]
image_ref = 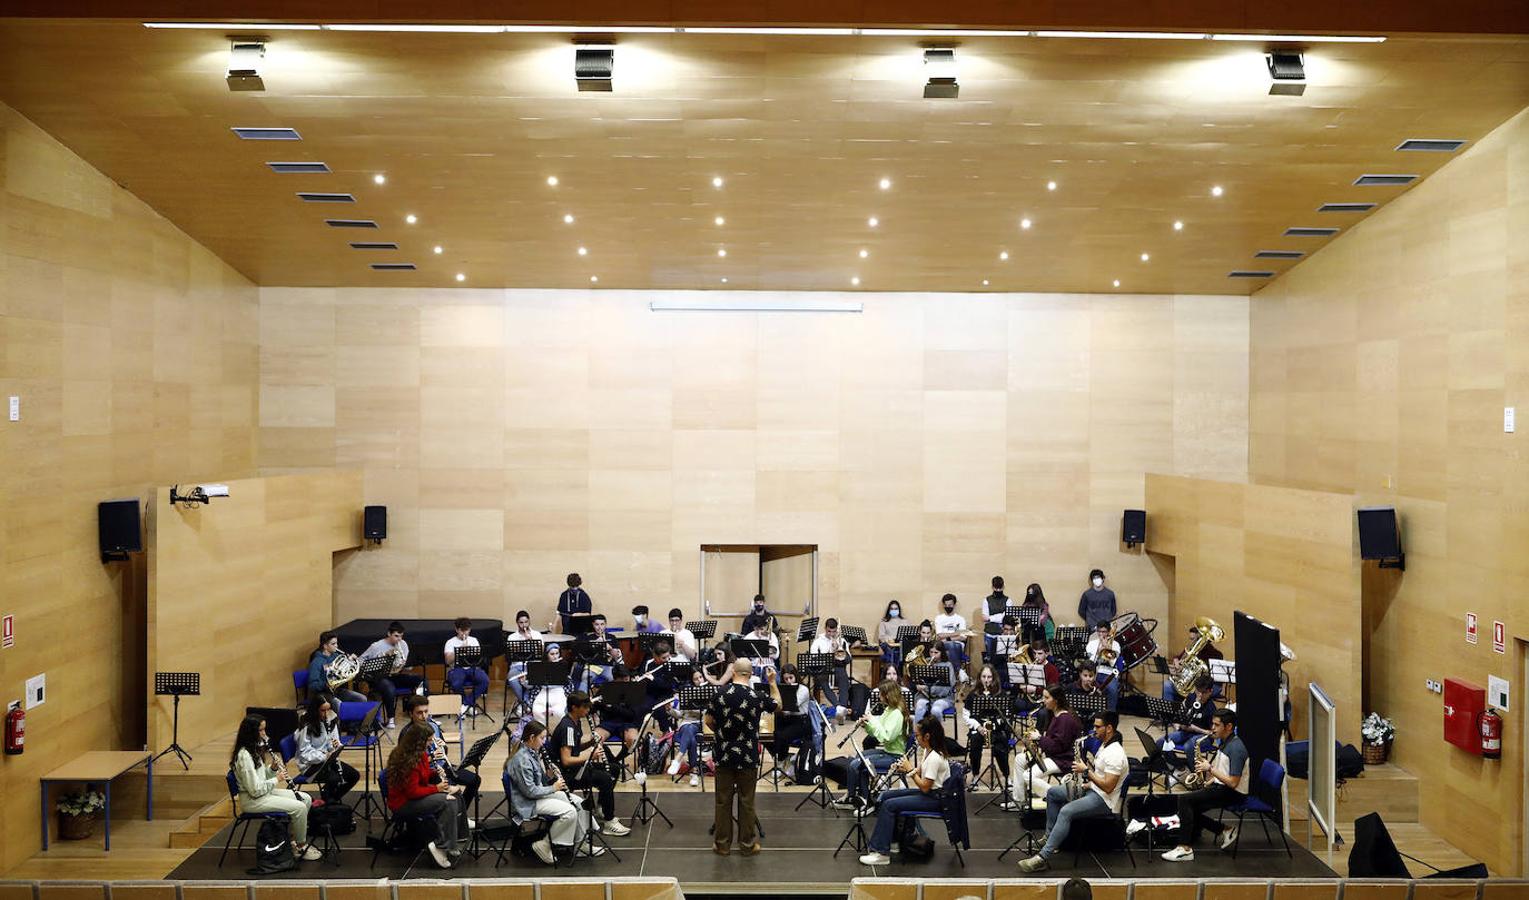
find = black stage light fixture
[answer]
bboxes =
[575,45,614,92]
[923,48,959,99]
[1266,51,1306,95]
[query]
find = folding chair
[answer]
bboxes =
[1220,758,1292,858]
[218,770,293,867]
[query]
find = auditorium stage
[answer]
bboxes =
[169,792,1336,892]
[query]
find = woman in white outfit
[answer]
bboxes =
[230,715,323,861]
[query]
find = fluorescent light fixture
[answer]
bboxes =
[924,48,958,99]
[1211,33,1385,43]
[145,22,321,29]
[323,23,506,32]
[682,27,855,35]
[1035,30,1209,40]
[866,28,1032,37]
[503,24,672,33]
[226,40,265,91]
[1266,51,1306,95]
[651,299,863,313]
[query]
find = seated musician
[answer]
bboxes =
[1018,710,1130,872]
[1067,659,1119,713]
[506,610,543,707]
[857,715,952,867]
[1162,674,1218,757]
[744,616,780,678]
[549,691,631,836]
[639,640,680,728]
[359,621,425,729]
[593,666,642,762]
[1133,708,1247,861]
[964,664,1017,804]
[809,617,854,719]
[504,721,598,864]
[1012,639,1060,707]
[1020,684,1086,807]
[1086,623,1126,709]
[876,599,907,668]
[581,614,626,686]
[402,694,482,821]
[231,714,323,861]
[665,608,699,662]
[698,644,734,686]
[631,604,665,635]
[741,593,778,637]
[527,642,571,724]
[444,616,490,709]
[666,667,709,786]
[772,663,814,775]
[306,631,366,704]
[933,593,972,668]
[829,681,911,812]
[909,640,963,721]
[295,694,360,802]
[1163,626,1225,703]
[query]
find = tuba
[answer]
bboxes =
[324,653,361,691]
[1171,617,1224,696]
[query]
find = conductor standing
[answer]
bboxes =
[705,658,780,856]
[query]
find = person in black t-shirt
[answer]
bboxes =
[1161,675,1217,755]
[550,692,631,836]
[704,658,779,856]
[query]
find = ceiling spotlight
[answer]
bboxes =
[923,48,959,99]
[1020,218,1032,230]
[1173,220,1184,231]
[547,176,559,187]
[1047,180,1057,191]
[712,176,724,188]
[1140,252,1151,262]
[999,250,1009,261]
[1266,51,1307,96]
[563,213,574,224]
[574,44,614,91]
[405,213,417,224]
[455,273,466,282]
[721,277,729,283]
[1211,185,1223,197]
[878,177,892,190]
[851,276,861,286]
[867,216,879,228]
[715,216,725,226]
[982,279,990,286]
[1113,279,1121,287]
[433,245,443,254]
[590,275,599,283]
[859,249,869,259]
[226,40,265,91]
[373,173,387,185]
[577,246,588,256]
[717,248,727,257]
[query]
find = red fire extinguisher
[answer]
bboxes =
[1479,707,1503,760]
[4,701,23,755]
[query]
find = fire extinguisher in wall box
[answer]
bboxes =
[1479,708,1503,760]
[4,701,23,755]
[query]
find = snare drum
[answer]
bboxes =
[1111,612,1159,670]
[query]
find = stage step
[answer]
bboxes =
[167,798,233,850]
[1288,761,1419,825]
[112,769,230,819]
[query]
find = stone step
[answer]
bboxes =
[1288,760,1418,825]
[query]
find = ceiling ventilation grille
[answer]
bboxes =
[297,192,355,202]
[1228,271,1275,278]
[1396,139,1466,152]
[1254,250,1305,259]
[1284,227,1340,237]
[267,161,330,173]
[370,263,417,270]
[1317,202,1376,213]
[232,127,301,140]
[1354,174,1416,186]
[325,219,379,228]
[350,242,399,250]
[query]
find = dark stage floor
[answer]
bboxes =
[172,791,1337,890]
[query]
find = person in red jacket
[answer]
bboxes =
[384,723,465,868]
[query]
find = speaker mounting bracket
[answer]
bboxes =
[1377,554,1405,571]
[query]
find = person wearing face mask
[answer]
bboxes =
[982,576,1010,663]
[1078,569,1117,631]
[741,593,777,638]
[877,600,905,675]
[933,593,972,669]
[631,605,664,635]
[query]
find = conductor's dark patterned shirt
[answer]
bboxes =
[705,682,777,770]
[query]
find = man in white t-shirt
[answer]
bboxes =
[809,617,853,716]
[444,616,490,708]
[506,610,544,707]
[933,593,971,669]
[1018,710,1130,872]
[664,608,699,662]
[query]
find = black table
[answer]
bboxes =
[334,618,506,667]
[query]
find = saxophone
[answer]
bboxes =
[1180,737,1213,789]
[1062,735,1093,800]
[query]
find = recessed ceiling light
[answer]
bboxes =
[867,216,879,228]
[982,279,990,286]
[1046,181,1057,191]
[1020,218,1032,230]
[455,273,466,282]
[563,214,574,224]
[590,275,599,283]
[405,214,417,224]
[851,276,861,286]
[577,246,588,256]
[714,216,725,226]
[373,173,386,185]
[721,277,728,283]
[717,248,727,257]
[878,177,892,190]
[1173,220,1184,231]
[712,176,724,188]
[999,250,1009,261]
[1211,185,1224,197]
[859,249,869,259]
[433,245,443,254]
[547,175,559,186]
[1113,279,1121,287]
[1140,252,1151,262]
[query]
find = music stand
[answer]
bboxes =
[794,699,837,811]
[730,638,774,665]
[869,685,917,717]
[449,645,494,726]
[1209,659,1237,684]
[1016,606,1043,643]
[760,683,800,788]
[340,703,384,820]
[502,639,544,717]
[840,624,867,647]
[676,686,716,791]
[1008,662,1047,695]
[566,613,596,637]
[357,654,391,688]
[628,698,675,828]
[1143,695,1177,730]
[796,616,820,644]
[1133,726,1177,800]
[1069,690,1107,719]
[968,692,1016,811]
[689,619,718,640]
[460,725,508,857]
[527,660,573,724]
[153,672,200,770]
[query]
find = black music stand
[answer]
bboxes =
[357,654,392,691]
[675,685,716,792]
[729,638,774,668]
[968,692,1016,810]
[1069,690,1107,720]
[566,613,596,637]
[460,725,508,858]
[1015,606,1043,643]
[502,638,544,718]
[450,645,495,726]
[796,616,820,644]
[759,682,803,789]
[794,698,836,811]
[527,660,573,724]
[341,703,385,820]
[628,698,675,828]
[1143,695,1177,732]
[840,624,867,647]
[689,620,718,641]
[153,672,200,770]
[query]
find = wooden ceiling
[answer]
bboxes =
[0,20,1526,294]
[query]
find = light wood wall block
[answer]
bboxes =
[990,885,1057,900]
[1133,885,1202,900]
[1201,885,1271,900]
[258,288,1249,666]
[147,472,363,750]
[1250,105,1529,875]
[0,99,258,874]
[1145,474,1362,746]
[851,882,921,900]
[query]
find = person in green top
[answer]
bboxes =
[830,681,911,811]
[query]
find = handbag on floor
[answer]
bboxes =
[247,818,297,875]
[310,801,356,836]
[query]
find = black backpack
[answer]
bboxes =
[899,827,936,861]
[247,817,297,875]
[794,743,822,785]
[310,801,356,836]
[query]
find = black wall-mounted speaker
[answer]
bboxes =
[1357,507,1401,560]
[1121,509,1146,545]
[363,505,388,541]
[98,498,142,562]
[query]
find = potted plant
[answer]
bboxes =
[56,789,106,840]
[1361,712,1395,764]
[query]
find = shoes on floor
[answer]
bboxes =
[741,842,761,856]
[1017,853,1050,872]
[575,844,606,858]
[466,818,476,830]
[713,845,730,857]
[531,836,555,866]
[427,841,453,868]
[1126,819,1148,837]
[299,844,324,862]
[667,757,682,776]
[858,851,891,866]
[1162,846,1195,861]
[689,773,701,787]
[386,719,397,729]
[1220,827,1239,850]
[1029,797,1047,811]
[602,817,631,837]
[831,798,860,810]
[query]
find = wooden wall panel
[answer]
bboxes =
[147,472,363,751]
[1249,105,1529,875]
[1145,474,1362,747]
[0,100,258,874]
[261,287,1249,672]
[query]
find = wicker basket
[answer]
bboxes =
[58,812,98,841]
[1362,739,1390,765]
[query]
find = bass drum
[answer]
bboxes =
[1110,612,1159,671]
